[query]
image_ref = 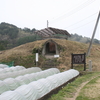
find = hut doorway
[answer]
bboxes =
[42,39,59,56]
[46,42,56,54]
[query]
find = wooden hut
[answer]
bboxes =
[34,27,71,40]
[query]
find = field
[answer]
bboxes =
[0,39,100,99]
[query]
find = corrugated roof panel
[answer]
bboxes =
[34,27,71,38]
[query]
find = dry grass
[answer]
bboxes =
[0,39,47,60]
[76,76,100,100]
[0,38,100,71]
[84,84,100,98]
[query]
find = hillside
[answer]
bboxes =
[0,22,100,51]
[68,33,100,44]
[0,38,100,71]
[0,22,37,50]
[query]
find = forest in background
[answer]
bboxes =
[0,22,37,50]
[68,33,100,44]
[0,22,99,50]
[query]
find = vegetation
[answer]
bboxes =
[48,72,100,100]
[76,76,100,100]
[23,27,36,33]
[0,22,37,50]
[0,40,8,50]
[0,22,19,38]
[16,35,41,46]
[0,22,100,100]
[0,38,100,71]
[0,22,100,50]
[0,30,100,99]
[69,33,100,44]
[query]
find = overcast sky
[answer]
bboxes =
[0,0,100,39]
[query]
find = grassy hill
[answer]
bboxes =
[0,38,100,71]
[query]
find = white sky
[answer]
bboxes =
[0,0,100,39]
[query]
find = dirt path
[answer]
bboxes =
[65,76,100,100]
[65,81,89,100]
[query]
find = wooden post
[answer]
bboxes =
[71,63,73,69]
[71,53,73,69]
[84,53,86,71]
[89,60,92,71]
[84,63,86,71]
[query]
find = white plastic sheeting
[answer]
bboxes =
[15,66,25,71]
[3,78,20,91]
[0,91,26,100]
[29,81,49,98]
[3,68,13,73]
[0,68,60,94]
[0,64,9,69]
[0,69,3,74]
[0,69,79,100]
[0,69,6,74]
[15,76,30,84]
[22,74,36,82]
[0,67,42,80]
[0,81,10,95]
[31,68,60,80]
[10,67,19,72]
[0,66,25,74]
[15,85,38,100]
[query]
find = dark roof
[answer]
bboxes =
[35,27,71,37]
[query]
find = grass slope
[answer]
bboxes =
[0,39,100,70]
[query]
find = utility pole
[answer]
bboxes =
[47,20,49,28]
[87,11,100,56]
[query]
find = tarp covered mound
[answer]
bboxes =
[15,66,25,71]
[0,68,60,94]
[3,78,21,91]
[0,69,79,100]
[0,80,10,95]
[15,85,38,100]
[0,66,25,74]
[0,67,42,80]
[0,66,42,74]
[0,91,26,100]
[15,76,30,84]
[30,68,60,80]
[0,64,9,69]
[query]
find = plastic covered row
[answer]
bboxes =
[0,67,42,80]
[0,66,25,74]
[0,69,79,100]
[0,68,60,94]
[0,64,9,69]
